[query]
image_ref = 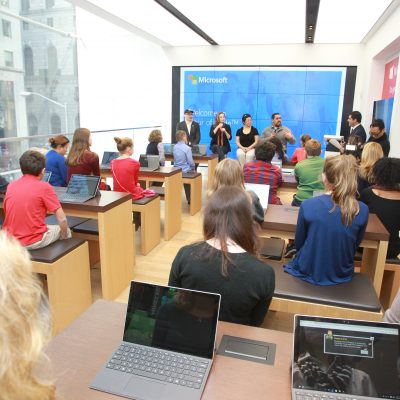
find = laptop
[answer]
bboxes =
[139,154,160,171]
[101,151,119,168]
[191,144,207,156]
[244,183,270,210]
[42,171,52,183]
[271,159,282,169]
[58,174,101,203]
[292,315,400,400]
[163,143,175,154]
[90,281,221,400]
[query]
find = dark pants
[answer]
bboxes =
[291,196,302,207]
[211,144,229,161]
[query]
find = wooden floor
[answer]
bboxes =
[90,165,296,333]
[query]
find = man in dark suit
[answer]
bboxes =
[347,111,367,144]
[175,109,200,145]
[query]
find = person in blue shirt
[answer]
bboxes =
[45,135,70,186]
[173,130,195,204]
[284,155,369,285]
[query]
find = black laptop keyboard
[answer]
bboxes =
[106,343,209,390]
[59,194,90,202]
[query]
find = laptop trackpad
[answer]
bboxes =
[123,376,166,399]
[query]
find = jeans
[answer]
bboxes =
[211,144,229,161]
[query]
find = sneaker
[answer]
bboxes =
[284,244,297,258]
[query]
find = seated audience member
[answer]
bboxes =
[209,158,264,224]
[0,231,55,399]
[345,135,363,161]
[209,111,232,161]
[173,130,195,204]
[243,140,283,205]
[168,186,275,326]
[0,174,9,193]
[45,135,70,186]
[146,129,165,166]
[291,134,311,164]
[292,139,325,207]
[66,128,107,189]
[384,289,400,323]
[357,142,383,194]
[235,113,259,168]
[360,157,400,259]
[284,155,369,285]
[367,119,390,156]
[3,150,70,250]
[267,136,288,164]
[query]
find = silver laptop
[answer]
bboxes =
[101,151,119,168]
[244,183,270,210]
[191,144,207,156]
[42,171,52,183]
[58,174,101,203]
[90,281,221,400]
[292,315,400,400]
[139,154,160,171]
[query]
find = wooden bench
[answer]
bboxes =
[132,195,161,255]
[267,261,383,321]
[29,238,92,335]
[380,257,400,309]
[182,171,202,215]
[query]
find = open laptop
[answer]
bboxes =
[191,144,207,156]
[42,171,52,183]
[292,315,400,400]
[101,151,119,168]
[139,154,160,171]
[90,281,221,400]
[244,183,270,210]
[58,174,101,203]
[163,143,175,154]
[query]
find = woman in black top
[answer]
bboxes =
[209,111,231,161]
[168,186,275,326]
[360,157,400,259]
[236,113,259,168]
[146,129,165,166]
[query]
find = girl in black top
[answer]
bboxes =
[360,157,400,259]
[236,113,259,168]
[209,112,231,161]
[169,186,275,326]
[146,129,165,166]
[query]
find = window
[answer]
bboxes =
[4,51,14,67]
[21,0,29,11]
[47,18,53,27]
[23,21,29,30]
[24,47,34,76]
[46,0,54,8]
[27,114,38,136]
[47,45,58,76]
[50,114,61,134]
[2,19,11,37]
[0,0,10,6]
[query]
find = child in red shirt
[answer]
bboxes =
[291,134,311,164]
[3,150,70,249]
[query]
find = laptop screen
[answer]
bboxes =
[244,183,270,210]
[101,151,119,165]
[42,171,52,183]
[123,282,220,360]
[66,175,100,195]
[139,154,148,168]
[293,315,400,399]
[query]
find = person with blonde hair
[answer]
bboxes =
[210,111,232,161]
[0,231,55,399]
[169,186,275,326]
[284,155,369,285]
[357,142,384,193]
[208,158,264,224]
[146,129,165,166]
[45,134,70,186]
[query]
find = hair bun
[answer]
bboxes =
[114,137,121,144]
[49,137,55,144]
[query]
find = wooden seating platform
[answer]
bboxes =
[29,238,91,335]
[182,171,202,215]
[380,257,400,309]
[267,261,383,321]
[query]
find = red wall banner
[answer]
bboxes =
[382,57,398,99]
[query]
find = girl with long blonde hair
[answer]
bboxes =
[358,142,384,192]
[0,231,55,399]
[284,155,369,285]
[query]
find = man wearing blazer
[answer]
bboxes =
[176,109,201,145]
[348,111,367,144]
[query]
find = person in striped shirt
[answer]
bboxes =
[243,140,283,205]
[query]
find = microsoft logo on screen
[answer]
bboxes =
[188,75,228,85]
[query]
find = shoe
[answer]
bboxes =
[284,244,297,258]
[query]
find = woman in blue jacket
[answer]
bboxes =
[45,135,69,186]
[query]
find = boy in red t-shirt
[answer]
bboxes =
[3,150,71,249]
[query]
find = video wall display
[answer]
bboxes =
[172,66,356,157]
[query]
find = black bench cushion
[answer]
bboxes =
[183,172,201,179]
[72,219,99,235]
[132,194,160,205]
[269,262,381,312]
[29,237,86,263]
[387,258,400,265]
[259,237,285,260]
[46,215,90,228]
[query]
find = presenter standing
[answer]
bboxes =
[262,113,296,154]
[236,113,259,168]
[176,109,200,146]
[210,112,232,161]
